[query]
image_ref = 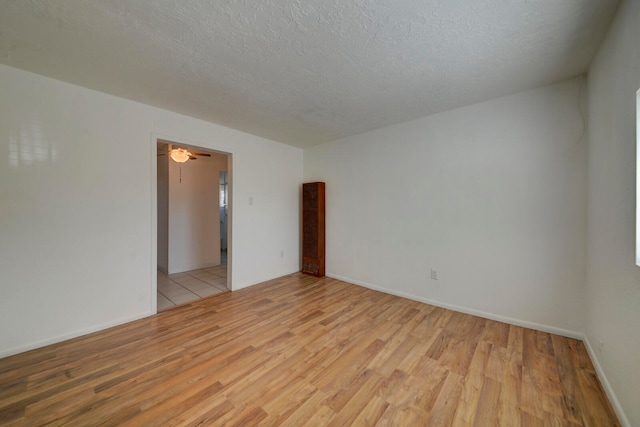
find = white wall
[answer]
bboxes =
[0,64,303,358]
[167,151,225,273]
[586,1,640,425]
[305,78,588,335]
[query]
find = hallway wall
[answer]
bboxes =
[167,150,227,273]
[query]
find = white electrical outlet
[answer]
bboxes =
[430,269,438,280]
[597,340,604,352]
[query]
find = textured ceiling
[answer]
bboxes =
[0,0,619,148]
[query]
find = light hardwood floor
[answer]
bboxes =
[0,273,620,426]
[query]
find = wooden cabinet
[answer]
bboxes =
[302,182,325,277]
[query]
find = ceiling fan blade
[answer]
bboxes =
[189,156,197,160]
[157,153,168,156]
[192,152,211,157]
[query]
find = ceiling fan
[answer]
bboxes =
[158,145,212,163]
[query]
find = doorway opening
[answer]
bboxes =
[155,139,231,310]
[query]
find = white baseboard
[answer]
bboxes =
[326,272,630,425]
[0,310,154,359]
[327,273,582,339]
[168,262,220,275]
[581,335,631,427]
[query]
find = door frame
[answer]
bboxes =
[150,133,233,314]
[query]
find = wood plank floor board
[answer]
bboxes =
[451,340,491,426]
[351,395,389,426]
[0,273,620,426]
[277,389,330,427]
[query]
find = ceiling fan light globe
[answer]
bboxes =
[170,148,190,163]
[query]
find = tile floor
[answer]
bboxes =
[157,258,227,310]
